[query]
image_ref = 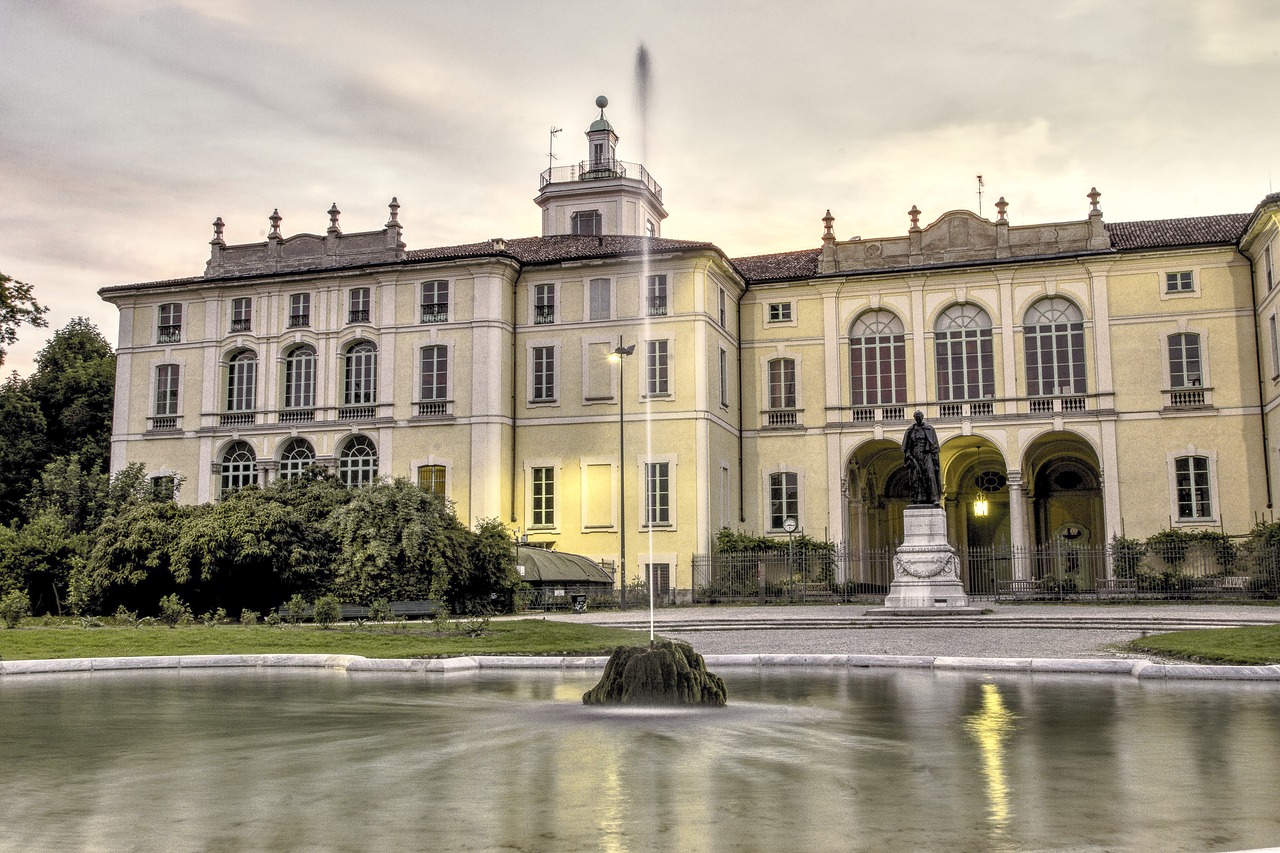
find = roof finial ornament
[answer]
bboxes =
[908,205,922,231]
[822,209,836,243]
[1088,187,1102,214]
[995,197,1008,224]
[327,202,341,234]
[268,208,282,239]
[386,196,400,228]
[211,216,225,245]
[595,94,608,119]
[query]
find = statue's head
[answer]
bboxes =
[913,410,924,424]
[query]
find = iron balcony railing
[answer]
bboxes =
[157,325,181,343]
[230,319,252,333]
[539,159,663,201]
[421,303,448,324]
[348,309,370,324]
[288,313,310,328]
[534,304,555,324]
[646,297,668,317]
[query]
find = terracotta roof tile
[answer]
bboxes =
[730,248,821,282]
[1105,214,1250,250]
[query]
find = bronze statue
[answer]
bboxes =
[902,410,941,505]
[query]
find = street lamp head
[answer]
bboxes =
[609,344,635,362]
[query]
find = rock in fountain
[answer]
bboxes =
[582,639,727,706]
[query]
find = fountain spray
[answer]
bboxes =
[635,43,656,643]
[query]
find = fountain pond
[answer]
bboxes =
[1,665,1278,852]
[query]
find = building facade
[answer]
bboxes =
[101,101,1280,599]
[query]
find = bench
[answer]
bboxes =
[1094,578,1139,598]
[276,599,442,622]
[996,579,1045,601]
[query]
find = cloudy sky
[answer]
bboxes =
[2,0,1278,375]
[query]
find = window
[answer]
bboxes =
[1271,315,1279,378]
[284,345,316,411]
[534,284,555,324]
[719,348,729,408]
[645,219,656,238]
[935,304,995,402]
[589,278,611,321]
[421,280,448,323]
[150,476,176,502]
[571,210,602,236]
[158,303,182,343]
[646,563,671,594]
[1174,456,1212,520]
[769,472,799,530]
[230,297,252,332]
[1168,333,1202,388]
[219,441,257,497]
[647,275,668,317]
[1266,246,1275,293]
[532,345,556,401]
[718,288,727,327]
[226,351,257,413]
[768,357,796,410]
[289,293,311,327]
[155,364,179,416]
[850,311,907,407]
[343,342,377,405]
[1166,271,1194,293]
[420,345,448,402]
[646,340,669,396]
[768,302,792,323]
[531,466,555,527]
[1024,297,1086,396]
[278,438,315,480]
[645,462,670,526]
[348,287,371,324]
[338,435,378,487]
[418,465,447,497]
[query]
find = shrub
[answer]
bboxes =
[0,589,31,628]
[157,593,190,628]
[201,607,228,627]
[264,611,282,627]
[368,598,392,622]
[111,605,139,627]
[313,595,341,629]
[239,608,259,626]
[285,593,309,624]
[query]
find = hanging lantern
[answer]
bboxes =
[974,491,989,517]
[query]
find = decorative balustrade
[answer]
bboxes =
[157,325,181,343]
[278,409,315,423]
[230,319,252,333]
[764,409,801,427]
[416,400,452,418]
[148,416,179,431]
[220,412,255,427]
[288,313,310,328]
[421,303,448,324]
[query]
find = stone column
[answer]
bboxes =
[1007,470,1030,580]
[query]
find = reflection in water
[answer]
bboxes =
[964,681,1018,842]
[0,668,1278,852]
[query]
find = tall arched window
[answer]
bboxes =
[934,304,994,401]
[284,345,316,412]
[278,438,315,480]
[850,311,906,406]
[226,351,257,413]
[343,342,377,406]
[338,435,378,487]
[220,441,257,497]
[1024,297,1086,396]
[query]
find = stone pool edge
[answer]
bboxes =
[2,653,1279,682]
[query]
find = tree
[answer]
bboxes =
[0,376,48,523]
[0,270,47,369]
[24,454,110,534]
[0,510,89,614]
[444,517,521,614]
[25,317,115,472]
[78,499,187,615]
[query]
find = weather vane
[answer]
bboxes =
[977,174,985,217]
[547,127,562,175]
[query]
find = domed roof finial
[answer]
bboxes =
[595,94,609,114]
[589,95,615,135]
[327,202,341,234]
[268,208,282,239]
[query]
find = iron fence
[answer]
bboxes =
[691,542,1280,604]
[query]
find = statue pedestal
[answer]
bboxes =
[876,506,982,614]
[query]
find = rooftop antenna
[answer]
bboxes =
[547,126,562,175]
[976,174,985,217]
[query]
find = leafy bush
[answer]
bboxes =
[368,598,392,622]
[285,593,309,624]
[1109,535,1147,580]
[111,605,138,627]
[239,608,259,626]
[0,589,31,628]
[313,595,341,629]
[264,611,282,627]
[157,593,190,628]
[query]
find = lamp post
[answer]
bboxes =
[609,340,635,610]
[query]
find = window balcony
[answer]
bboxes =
[851,406,907,423]
[148,416,180,432]
[278,408,315,423]
[220,411,255,427]
[534,304,555,324]
[288,314,310,328]
[157,325,182,344]
[763,408,802,428]
[339,405,376,421]
[230,319,252,333]
[1028,396,1088,414]
[416,400,453,418]
[348,309,370,324]
[646,297,668,317]
[1165,388,1212,409]
[421,303,448,324]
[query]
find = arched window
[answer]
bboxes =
[284,345,316,411]
[338,435,378,487]
[934,304,994,401]
[278,438,315,481]
[850,311,906,406]
[226,351,257,413]
[220,441,257,497]
[343,342,377,406]
[1024,298,1086,396]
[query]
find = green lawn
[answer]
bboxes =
[1128,624,1280,665]
[0,619,654,661]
